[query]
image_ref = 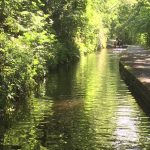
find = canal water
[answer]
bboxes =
[0,49,150,150]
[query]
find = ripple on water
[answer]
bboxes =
[1,50,150,149]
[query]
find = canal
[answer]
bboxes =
[0,49,150,149]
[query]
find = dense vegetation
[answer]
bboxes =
[107,0,150,46]
[0,0,150,105]
[0,0,106,105]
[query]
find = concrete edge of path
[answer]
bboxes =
[119,45,150,110]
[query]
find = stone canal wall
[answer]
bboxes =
[119,45,150,109]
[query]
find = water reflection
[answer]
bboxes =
[0,98,53,149]
[1,49,150,149]
[114,106,139,148]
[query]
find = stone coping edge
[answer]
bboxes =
[119,61,150,111]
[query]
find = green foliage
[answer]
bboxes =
[0,0,116,104]
[46,0,107,55]
[0,0,57,103]
[107,0,150,46]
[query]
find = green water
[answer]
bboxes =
[0,49,150,150]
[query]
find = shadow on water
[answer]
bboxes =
[0,99,31,149]
[45,62,79,100]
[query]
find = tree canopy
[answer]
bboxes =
[0,0,150,104]
[107,0,150,46]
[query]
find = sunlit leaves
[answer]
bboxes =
[107,0,150,46]
[0,0,131,107]
[0,0,58,102]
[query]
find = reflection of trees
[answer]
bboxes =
[1,98,53,149]
[78,49,120,147]
[40,49,122,149]
[45,63,79,100]
[0,100,31,146]
[37,100,97,149]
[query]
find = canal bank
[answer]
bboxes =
[119,45,150,110]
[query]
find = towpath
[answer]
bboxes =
[119,45,150,109]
